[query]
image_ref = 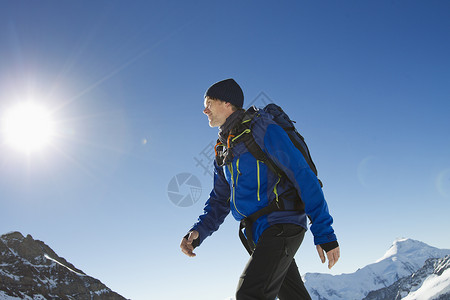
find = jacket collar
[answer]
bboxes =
[218,109,245,145]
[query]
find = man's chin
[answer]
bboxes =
[208,119,218,128]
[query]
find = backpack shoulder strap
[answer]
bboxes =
[230,107,284,178]
[242,129,284,178]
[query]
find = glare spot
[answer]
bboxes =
[357,155,380,188]
[436,169,450,198]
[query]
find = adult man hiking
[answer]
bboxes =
[180,78,340,300]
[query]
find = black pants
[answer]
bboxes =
[236,224,312,300]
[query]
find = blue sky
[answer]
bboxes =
[1,1,449,299]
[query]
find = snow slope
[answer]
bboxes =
[364,255,450,300]
[402,267,450,300]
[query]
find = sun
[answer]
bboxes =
[2,102,56,153]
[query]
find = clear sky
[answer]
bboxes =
[0,1,449,300]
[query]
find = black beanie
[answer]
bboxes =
[204,78,244,108]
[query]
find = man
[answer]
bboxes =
[180,78,340,300]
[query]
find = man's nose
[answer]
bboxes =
[203,107,210,115]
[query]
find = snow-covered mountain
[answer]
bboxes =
[0,231,127,300]
[304,238,450,300]
[364,255,450,300]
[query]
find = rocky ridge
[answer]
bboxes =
[0,231,127,300]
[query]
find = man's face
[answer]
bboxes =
[203,97,233,127]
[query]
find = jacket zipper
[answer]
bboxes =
[257,160,261,201]
[229,160,246,218]
[273,176,281,208]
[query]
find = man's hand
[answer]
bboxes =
[180,231,199,257]
[316,245,340,269]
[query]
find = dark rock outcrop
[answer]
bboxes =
[0,231,127,300]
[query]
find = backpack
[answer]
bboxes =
[215,103,322,253]
[215,103,321,187]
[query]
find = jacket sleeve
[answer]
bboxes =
[261,123,337,246]
[190,160,231,246]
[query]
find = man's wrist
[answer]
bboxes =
[184,233,200,248]
[320,240,339,252]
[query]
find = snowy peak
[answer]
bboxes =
[376,238,447,263]
[0,231,127,300]
[304,238,450,300]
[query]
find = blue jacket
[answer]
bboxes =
[191,110,337,246]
